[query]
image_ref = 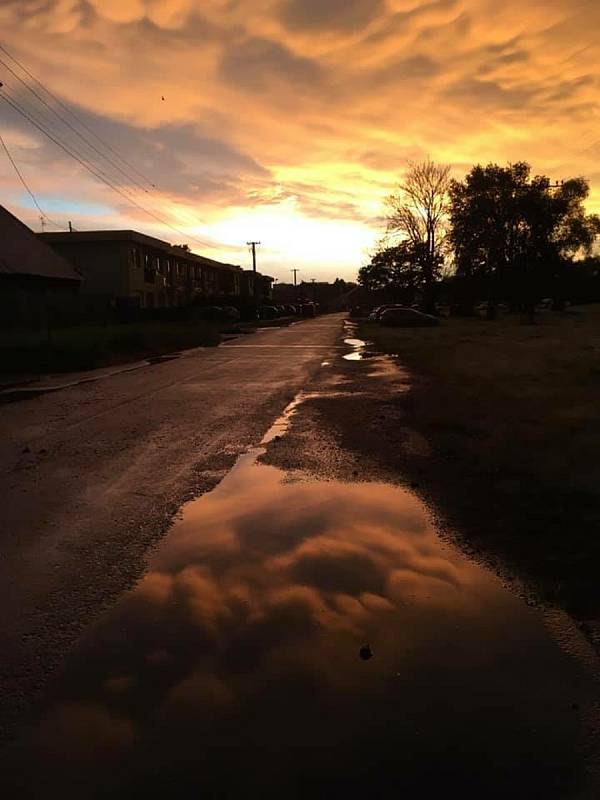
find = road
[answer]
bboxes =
[2,312,599,798]
[0,314,346,733]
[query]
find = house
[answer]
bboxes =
[38,229,243,308]
[0,205,81,329]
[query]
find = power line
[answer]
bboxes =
[0,83,210,238]
[0,54,154,197]
[0,88,219,249]
[0,44,215,246]
[0,41,156,190]
[0,130,64,229]
[0,80,150,206]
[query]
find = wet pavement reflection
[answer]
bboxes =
[343,337,367,360]
[6,440,597,798]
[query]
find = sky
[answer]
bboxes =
[0,0,599,282]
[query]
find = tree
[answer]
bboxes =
[384,159,451,312]
[449,163,600,318]
[543,178,600,310]
[358,240,434,302]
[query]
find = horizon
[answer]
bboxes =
[1,0,599,283]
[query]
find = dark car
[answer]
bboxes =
[301,303,317,318]
[220,305,241,321]
[258,305,279,320]
[368,304,409,321]
[380,307,440,327]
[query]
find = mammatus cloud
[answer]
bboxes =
[279,0,386,32]
[1,0,599,278]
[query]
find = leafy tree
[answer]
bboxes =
[384,159,451,311]
[449,163,600,317]
[358,240,436,302]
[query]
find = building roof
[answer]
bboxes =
[0,206,82,282]
[39,229,243,273]
[243,269,274,281]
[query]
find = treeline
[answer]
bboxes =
[358,160,600,317]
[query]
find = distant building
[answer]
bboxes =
[0,205,81,328]
[241,270,274,302]
[38,229,243,308]
[273,278,355,311]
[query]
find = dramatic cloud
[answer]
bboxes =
[279,0,386,32]
[1,0,599,278]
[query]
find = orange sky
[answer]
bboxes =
[1,0,599,281]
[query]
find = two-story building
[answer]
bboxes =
[38,230,243,308]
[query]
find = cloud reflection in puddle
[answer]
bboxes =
[13,437,593,798]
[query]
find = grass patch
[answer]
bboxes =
[1,320,222,374]
[360,306,600,618]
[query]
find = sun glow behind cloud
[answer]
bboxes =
[208,199,376,276]
[0,0,599,280]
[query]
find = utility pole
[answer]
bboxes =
[291,268,300,286]
[247,241,261,320]
[40,215,45,232]
[68,220,73,233]
[247,241,261,274]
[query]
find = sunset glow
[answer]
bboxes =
[1,0,599,280]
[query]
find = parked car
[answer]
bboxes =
[220,305,241,321]
[369,304,410,321]
[368,305,392,321]
[258,305,279,320]
[301,303,317,318]
[380,308,440,327]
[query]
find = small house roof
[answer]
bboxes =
[0,206,81,282]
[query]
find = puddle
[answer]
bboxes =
[261,395,305,444]
[343,337,368,361]
[6,419,599,797]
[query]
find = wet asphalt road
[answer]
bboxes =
[0,314,346,735]
[3,314,600,798]
[1,314,600,798]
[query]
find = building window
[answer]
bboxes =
[144,253,154,284]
